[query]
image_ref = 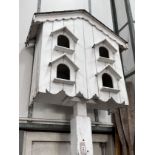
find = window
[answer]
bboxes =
[57,64,70,80]
[102,73,113,88]
[57,35,70,48]
[99,47,109,58]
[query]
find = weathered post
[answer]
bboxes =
[71,101,93,155]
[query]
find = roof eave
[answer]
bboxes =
[26,9,128,48]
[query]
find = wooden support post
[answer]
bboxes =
[71,102,93,155]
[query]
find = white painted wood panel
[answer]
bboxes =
[50,59,63,94]
[74,19,88,98]
[63,58,76,96]
[38,23,53,93]
[30,29,42,102]
[92,27,110,101]
[63,19,75,60]
[63,19,74,33]
[93,28,107,72]
[83,20,99,98]
[51,21,64,60]
[110,53,121,103]
[109,53,121,103]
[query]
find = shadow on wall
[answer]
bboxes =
[19,46,34,117]
[33,104,73,120]
[32,103,96,121]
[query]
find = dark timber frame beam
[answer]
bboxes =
[118,22,128,33]
[110,0,119,33]
[125,70,135,79]
[19,123,114,134]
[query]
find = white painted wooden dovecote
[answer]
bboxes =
[27,10,129,106]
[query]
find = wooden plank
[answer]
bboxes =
[92,26,110,101]
[63,19,74,32]
[62,19,76,96]
[92,26,112,124]
[49,20,64,93]
[38,22,53,93]
[74,19,87,98]
[83,20,99,98]
[50,59,63,94]
[63,58,76,96]
[115,128,122,155]
[51,20,65,60]
[30,26,42,101]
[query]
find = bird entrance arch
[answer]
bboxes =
[57,35,70,48]
[57,64,70,80]
[102,73,113,88]
[99,47,109,58]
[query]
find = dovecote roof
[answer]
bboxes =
[26,9,128,51]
